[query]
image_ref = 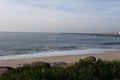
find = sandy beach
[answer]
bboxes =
[0,50,120,68]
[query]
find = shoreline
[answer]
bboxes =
[0,50,120,68]
[0,48,117,60]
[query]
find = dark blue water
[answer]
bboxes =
[0,32,120,60]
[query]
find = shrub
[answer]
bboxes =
[0,58,120,80]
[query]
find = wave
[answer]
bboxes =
[103,42,120,45]
[51,46,78,51]
[0,48,117,60]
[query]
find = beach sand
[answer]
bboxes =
[0,50,120,68]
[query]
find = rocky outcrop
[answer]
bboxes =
[19,62,68,68]
[31,62,51,67]
[0,67,14,77]
[50,62,68,67]
[87,56,96,62]
[18,63,31,67]
[19,62,51,68]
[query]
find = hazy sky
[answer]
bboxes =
[0,0,120,33]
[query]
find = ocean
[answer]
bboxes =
[0,32,120,60]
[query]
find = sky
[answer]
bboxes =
[0,0,120,33]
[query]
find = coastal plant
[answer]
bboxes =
[0,58,120,80]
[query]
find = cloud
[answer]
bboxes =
[0,0,120,33]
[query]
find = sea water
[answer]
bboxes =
[0,32,119,60]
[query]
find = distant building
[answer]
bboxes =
[118,32,120,34]
[104,32,120,36]
[90,32,120,37]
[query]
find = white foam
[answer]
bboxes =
[0,48,118,60]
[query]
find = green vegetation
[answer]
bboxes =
[0,58,120,80]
